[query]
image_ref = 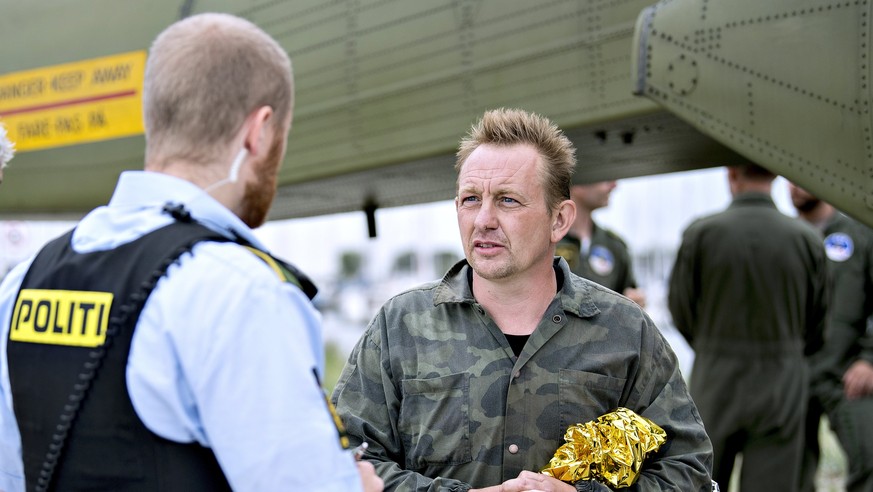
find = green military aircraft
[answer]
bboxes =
[1,0,868,230]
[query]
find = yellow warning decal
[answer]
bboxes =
[11,289,113,347]
[0,51,146,152]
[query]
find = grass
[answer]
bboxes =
[323,341,349,395]
[813,418,848,492]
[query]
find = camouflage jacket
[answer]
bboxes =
[332,258,713,491]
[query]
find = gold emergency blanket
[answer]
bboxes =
[541,407,667,488]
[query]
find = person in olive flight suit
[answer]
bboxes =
[790,182,873,492]
[668,164,828,492]
[557,181,645,307]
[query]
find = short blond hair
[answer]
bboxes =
[456,108,576,211]
[0,122,14,170]
[143,13,293,165]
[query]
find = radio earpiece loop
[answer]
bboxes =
[204,147,248,194]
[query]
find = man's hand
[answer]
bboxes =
[470,471,575,492]
[843,359,873,399]
[357,461,384,492]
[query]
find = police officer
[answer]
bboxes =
[0,13,382,492]
[557,181,645,307]
[790,183,873,492]
[668,164,827,492]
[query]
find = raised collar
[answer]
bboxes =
[433,257,600,319]
[729,191,777,209]
[108,170,268,250]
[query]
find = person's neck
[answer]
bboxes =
[732,181,772,196]
[145,159,242,216]
[146,157,219,187]
[799,202,836,231]
[472,262,557,336]
[570,208,594,240]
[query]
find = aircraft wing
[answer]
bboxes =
[633,0,873,228]
[0,0,750,222]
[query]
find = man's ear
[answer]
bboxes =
[242,106,274,156]
[551,199,576,243]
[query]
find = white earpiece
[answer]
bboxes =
[228,147,247,183]
[204,147,248,194]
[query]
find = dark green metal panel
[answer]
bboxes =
[0,0,750,220]
[634,0,873,227]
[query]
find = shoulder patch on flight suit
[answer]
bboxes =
[824,232,854,262]
[589,245,615,276]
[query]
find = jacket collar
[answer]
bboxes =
[729,191,776,209]
[433,257,600,319]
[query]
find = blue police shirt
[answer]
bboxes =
[0,171,362,491]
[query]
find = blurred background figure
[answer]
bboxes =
[0,122,15,187]
[668,164,828,492]
[790,182,873,492]
[558,181,646,307]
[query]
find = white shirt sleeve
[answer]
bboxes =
[128,242,362,491]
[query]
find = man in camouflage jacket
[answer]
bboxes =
[333,109,713,492]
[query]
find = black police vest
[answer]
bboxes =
[7,219,316,491]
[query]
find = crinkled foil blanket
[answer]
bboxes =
[541,407,667,488]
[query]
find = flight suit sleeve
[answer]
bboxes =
[668,228,699,344]
[824,228,870,367]
[616,238,638,292]
[858,333,873,364]
[805,238,828,357]
[854,231,873,365]
[332,309,472,492]
[811,227,865,408]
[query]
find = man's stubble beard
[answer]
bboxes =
[466,237,517,281]
[469,255,516,281]
[793,196,821,214]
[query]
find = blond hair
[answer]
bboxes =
[0,122,14,170]
[143,13,293,166]
[456,108,576,211]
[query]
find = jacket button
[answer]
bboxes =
[508,444,519,454]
